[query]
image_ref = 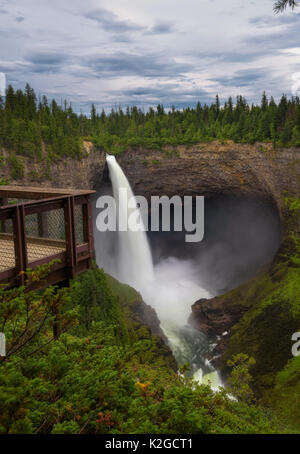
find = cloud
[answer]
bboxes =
[28,53,67,65]
[120,84,213,106]
[249,13,300,27]
[212,68,268,88]
[26,52,70,74]
[195,49,268,64]
[245,16,300,51]
[85,52,192,78]
[84,8,144,33]
[0,60,28,74]
[83,7,175,37]
[82,82,214,110]
[16,16,24,22]
[146,21,175,35]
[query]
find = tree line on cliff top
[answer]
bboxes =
[1,84,300,177]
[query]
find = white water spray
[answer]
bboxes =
[104,154,222,389]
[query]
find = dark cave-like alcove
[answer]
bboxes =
[146,194,281,295]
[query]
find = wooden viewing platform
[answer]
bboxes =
[0,186,95,288]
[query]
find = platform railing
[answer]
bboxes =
[0,189,95,288]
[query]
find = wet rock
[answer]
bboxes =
[188,290,252,370]
[189,296,248,337]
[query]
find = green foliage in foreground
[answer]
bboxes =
[227,353,256,404]
[1,84,300,180]
[0,267,284,434]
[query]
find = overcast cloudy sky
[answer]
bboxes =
[0,0,300,112]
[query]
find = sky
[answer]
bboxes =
[0,0,300,112]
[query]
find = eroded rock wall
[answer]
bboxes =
[2,141,300,220]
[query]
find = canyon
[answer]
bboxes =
[1,140,300,390]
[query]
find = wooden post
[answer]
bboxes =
[64,197,75,279]
[13,205,27,286]
[70,196,77,265]
[38,212,48,238]
[83,195,95,268]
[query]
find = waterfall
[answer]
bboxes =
[104,154,222,389]
[106,155,154,290]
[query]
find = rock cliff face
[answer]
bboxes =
[2,141,300,220]
[189,297,249,338]
[117,142,300,221]
[0,142,107,192]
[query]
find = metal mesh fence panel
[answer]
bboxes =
[0,238,15,270]
[0,217,15,271]
[0,218,13,234]
[25,208,66,265]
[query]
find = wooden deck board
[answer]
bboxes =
[0,235,66,271]
[0,185,95,201]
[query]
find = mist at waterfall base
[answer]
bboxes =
[93,155,281,388]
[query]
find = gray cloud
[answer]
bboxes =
[83,83,214,110]
[85,52,192,78]
[25,52,70,74]
[245,17,300,51]
[249,13,300,27]
[195,49,268,64]
[146,21,175,35]
[212,68,268,88]
[84,8,144,33]
[83,7,175,38]
[28,53,67,65]
[121,85,213,105]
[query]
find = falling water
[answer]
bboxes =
[106,154,154,290]
[104,154,222,389]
